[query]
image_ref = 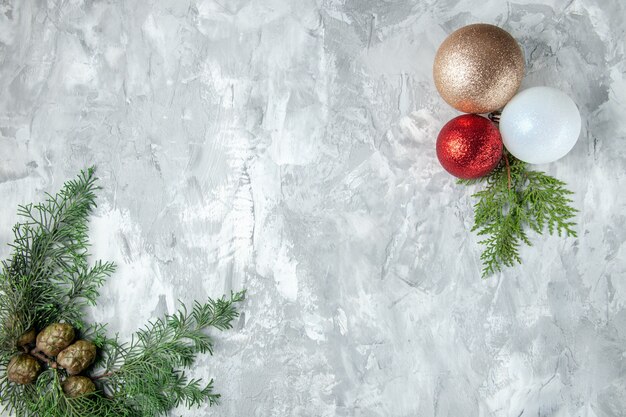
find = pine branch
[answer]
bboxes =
[463,152,578,277]
[522,171,577,237]
[94,291,245,416]
[0,167,108,353]
[0,169,246,417]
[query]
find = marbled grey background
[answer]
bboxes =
[1,0,625,416]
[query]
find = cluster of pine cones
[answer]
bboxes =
[7,323,98,398]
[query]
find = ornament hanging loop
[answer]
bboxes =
[488,111,501,124]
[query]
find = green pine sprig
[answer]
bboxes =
[459,152,578,277]
[0,168,110,356]
[95,291,245,415]
[0,168,245,417]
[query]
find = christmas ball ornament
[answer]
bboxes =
[7,354,42,385]
[437,114,503,179]
[62,376,96,398]
[57,340,97,375]
[499,87,581,164]
[433,23,524,114]
[36,323,75,357]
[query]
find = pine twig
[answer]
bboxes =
[503,152,511,190]
[462,151,578,277]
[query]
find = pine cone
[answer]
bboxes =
[7,354,42,385]
[62,376,96,398]
[17,329,37,347]
[56,340,96,375]
[36,323,75,357]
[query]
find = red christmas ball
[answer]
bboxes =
[436,114,503,179]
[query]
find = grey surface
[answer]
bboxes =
[1,0,625,416]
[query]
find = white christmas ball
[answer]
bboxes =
[499,86,581,164]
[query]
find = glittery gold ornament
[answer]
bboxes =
[433,23,524,114]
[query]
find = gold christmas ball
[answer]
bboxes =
[56,340,97,375]
[36,323,75,357]
[62,376,96,398]
[433,23,524,114]
[7,354,42,385]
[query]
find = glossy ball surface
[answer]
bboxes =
[500,87,581,164]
